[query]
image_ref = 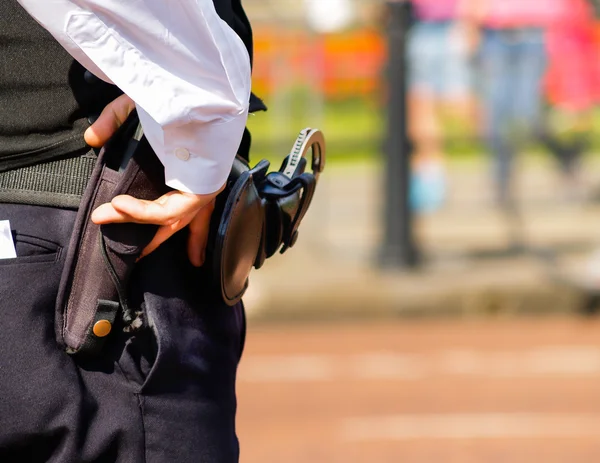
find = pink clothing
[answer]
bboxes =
[484,0,564,28]
[545,0,600,110]
[412,0,459,22]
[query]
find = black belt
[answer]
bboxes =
[0,150,97,209]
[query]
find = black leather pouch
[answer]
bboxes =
[55,120,168,354]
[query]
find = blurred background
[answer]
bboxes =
[237,0,600,461]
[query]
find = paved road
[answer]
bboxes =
[245,158,600,321]
[237,317,600,462]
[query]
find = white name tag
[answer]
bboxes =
[0,220,17,259]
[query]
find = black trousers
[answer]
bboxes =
[0,202,246,462]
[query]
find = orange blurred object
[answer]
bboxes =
[252,28,386,99]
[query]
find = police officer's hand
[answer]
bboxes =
[84,94,137,147]
[86,94,220,267]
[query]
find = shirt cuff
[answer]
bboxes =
[139,107,249,195]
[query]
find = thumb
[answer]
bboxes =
[84,94,136,147]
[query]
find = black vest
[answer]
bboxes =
[0,0,254,172]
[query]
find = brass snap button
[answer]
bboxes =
[93,320,112,338]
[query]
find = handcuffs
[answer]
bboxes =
[207,127,326,305]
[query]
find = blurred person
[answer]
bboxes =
[542,0,600,197]
[407,0,476,213]
[463,0,563,207]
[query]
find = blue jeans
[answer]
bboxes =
[408,21,472,98]
[479,28,547,203]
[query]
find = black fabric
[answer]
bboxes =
[0,0,255,170]
[214,0,254,67]
[0,1,122,171]
[0,203,246,462]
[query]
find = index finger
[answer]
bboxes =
[91,195,174,225]
[91,193,203,225]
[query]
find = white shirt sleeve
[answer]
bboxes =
[17,0,252,195]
